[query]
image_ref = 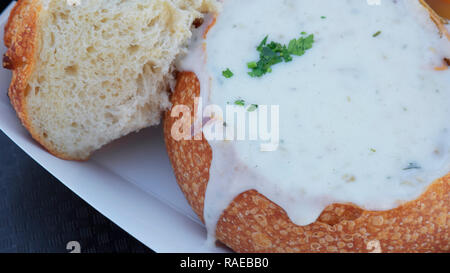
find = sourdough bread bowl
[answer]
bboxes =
[164,0,450,252]
[3,0,217,160]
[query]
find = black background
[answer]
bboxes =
[0,0,152,253]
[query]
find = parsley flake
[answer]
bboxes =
[234,99,245,106]
[248,33,315,78]
[373,31,382,37]
[222,68,234,78]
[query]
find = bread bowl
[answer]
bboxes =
[164,0,450,252]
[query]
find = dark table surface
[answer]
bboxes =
[0,1,152,253]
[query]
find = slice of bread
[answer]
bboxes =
[3,0,217,160]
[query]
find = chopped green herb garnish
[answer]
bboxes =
[288,34,314,56]
[247,104,258,112]
[403,162,421,170]
[222,68,234,78]
[257,35,269,52]
[321,16,326,19]
[247,61,257,69]
[248,33,315,78]
[234,99,245,106]
[373,31,382,37]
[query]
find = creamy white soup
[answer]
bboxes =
[178,0,450,243]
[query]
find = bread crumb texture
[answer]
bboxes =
[164,72,450,253]
[4,0,217,160]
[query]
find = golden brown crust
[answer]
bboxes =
[164,72,211,221]
[4,0,39,127]
[164,72,449,253]
[420,0,450,40]
[3,0,82,161]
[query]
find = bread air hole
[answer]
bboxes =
[24,85,31,97]
[37,76,45,84]
[143,61,160,74]
[136,74,144,95]
[127,44,140,54]
[101,30,113,39]
[137,4,145,11]
[86,46,95,54]
[141,102,152,113]
[193,18,204,28]
[58,12,69,21]
[104,112,118,125]
[49,33,55,47]
[64,65,78,76]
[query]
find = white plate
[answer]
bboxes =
[0,2,226,253]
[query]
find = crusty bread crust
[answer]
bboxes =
[3,0,78,160]
[420,0,450,40]
[164,72,449,253]
[4,0,38,137]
